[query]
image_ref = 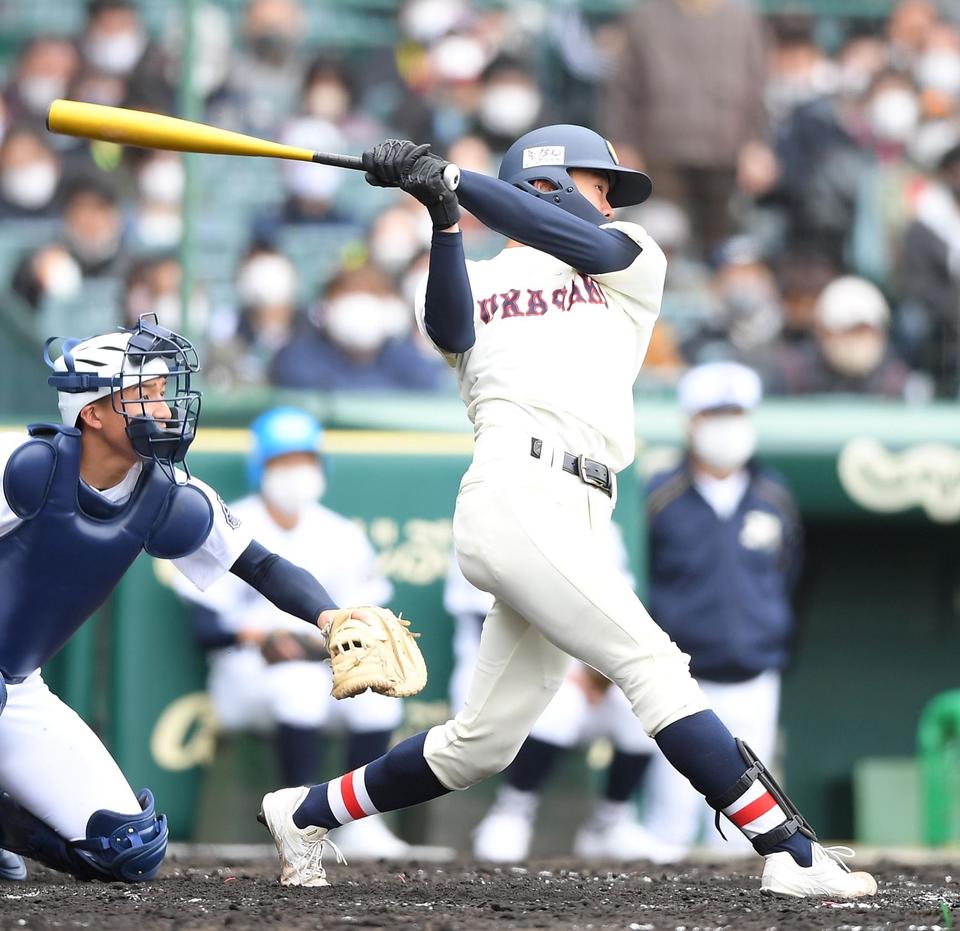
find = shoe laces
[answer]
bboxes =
[820,844,856,873]
[298,834,348,883]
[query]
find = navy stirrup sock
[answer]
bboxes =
[655,711,813,867]
[293,731,449,830]
[505,737,563,793]
[276,724,322,787]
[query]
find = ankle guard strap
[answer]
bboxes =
[706,739,817,856]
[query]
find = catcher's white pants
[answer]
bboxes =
[424,430,707,791]
[642,670,781,854]
[0,670,140,840]
[208,647,402,733]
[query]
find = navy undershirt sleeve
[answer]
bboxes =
[190,603,238,651]
[455,170,642,274]
[230,539,337,624]
[423,230,475,353]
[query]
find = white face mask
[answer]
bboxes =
[18,76,67,113]
[479,84,542,137]
[1,161,58,209]
[136,208,182,248]
[867,89,919,143]
[84,30,147,75]
[39,249,82,299]
[916,51,960,96]
[261,463,326,516]
[324,293,410,353]
[820,330,885,376]
[691,415,756,472]
[138,159,184,204]
[369,232,421,274]
[237,255,298,307]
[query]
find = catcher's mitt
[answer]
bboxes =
[327,606,427,700]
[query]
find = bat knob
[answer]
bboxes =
[442,163,460,192]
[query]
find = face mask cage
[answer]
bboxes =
[45,314,202,483]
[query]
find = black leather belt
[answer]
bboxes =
[530,438,614,497]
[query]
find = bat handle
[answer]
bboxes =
[311,150,460,191]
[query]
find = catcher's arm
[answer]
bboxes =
[230,540,337,640]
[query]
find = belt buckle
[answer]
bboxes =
[577,455,606,490]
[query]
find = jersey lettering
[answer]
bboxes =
[581,274,609,306]
[552,286,568,311]
[478,294,499,324]
[525,290,548,316]
[500,289,523,318]
[568,279,586,308]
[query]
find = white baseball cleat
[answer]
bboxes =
[329,814,410,860]
[572,816,686,864]
[259,786,346,887]
[472,809,535,862]
[760,843,877,898]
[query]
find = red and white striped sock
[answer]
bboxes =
[326,765,380,825]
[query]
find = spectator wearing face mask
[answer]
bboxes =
[767,275,913,398]
[898,142,960,396]
[173,407,411,859]
[298,55,384,147]
[121,253,210,335]
[270,263,446,391]
[206,246,308,388]
[127,149,185,252]
[0,125,63,220]
[681,237,784,375]
[639,361,802,859]
[80,0,149,80]
[59,176,125,277]
[472,58,550,155]
[9,244,82,313]
[3,36,80,129]
[229,0,308,136]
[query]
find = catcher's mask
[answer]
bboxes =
[45,314,202,482]
[498,124,652,225]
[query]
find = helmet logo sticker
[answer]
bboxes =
[605,140,620,165]
[522,145,565,168]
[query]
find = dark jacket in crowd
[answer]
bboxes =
[647,460,802,683]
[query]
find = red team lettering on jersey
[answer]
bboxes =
[477,274,608,324]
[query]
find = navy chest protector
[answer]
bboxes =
[0,424,213,681]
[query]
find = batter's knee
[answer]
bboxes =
[424,717,530,791]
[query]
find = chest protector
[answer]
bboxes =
[0,424,213,682]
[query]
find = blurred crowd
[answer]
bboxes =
[1,0,960,399]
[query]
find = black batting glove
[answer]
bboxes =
[362,139,430,188]
[402,154,461,229]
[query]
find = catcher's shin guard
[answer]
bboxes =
[706,739,817,855]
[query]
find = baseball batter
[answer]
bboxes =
[0,315,402,883]
[260,127,876,898]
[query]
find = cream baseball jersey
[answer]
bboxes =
[416,221,666,471]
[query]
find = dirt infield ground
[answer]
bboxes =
[1,854,958,931]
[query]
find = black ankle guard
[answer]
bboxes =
[705,739,817,855]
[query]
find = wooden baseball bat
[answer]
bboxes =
[46,99,460,190]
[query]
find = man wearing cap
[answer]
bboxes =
[639,361,803,856]
[768,275,912,397]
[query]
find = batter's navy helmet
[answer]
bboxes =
[498,125,652,224]
[248,407,324,490]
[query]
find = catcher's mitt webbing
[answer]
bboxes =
[328,607,427,700]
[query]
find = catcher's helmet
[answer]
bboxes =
[498,124,652,225]
[248,407,324,490]
[45,313,201,480]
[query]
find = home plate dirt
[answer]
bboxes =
[1,855,957,930]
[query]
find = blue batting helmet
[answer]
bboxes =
[248,407,324,490]
[498,124,652,224]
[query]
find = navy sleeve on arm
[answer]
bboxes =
[230,539,337,624]
[423,230,475,353]
[456,170,641,274]
[190,604,238,651]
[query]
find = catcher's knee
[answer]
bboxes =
[0,788,167,883]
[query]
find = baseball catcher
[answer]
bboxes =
[0,313,424,884]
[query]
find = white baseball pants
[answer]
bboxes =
[0,671,140,840]
[424,430,707,790]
